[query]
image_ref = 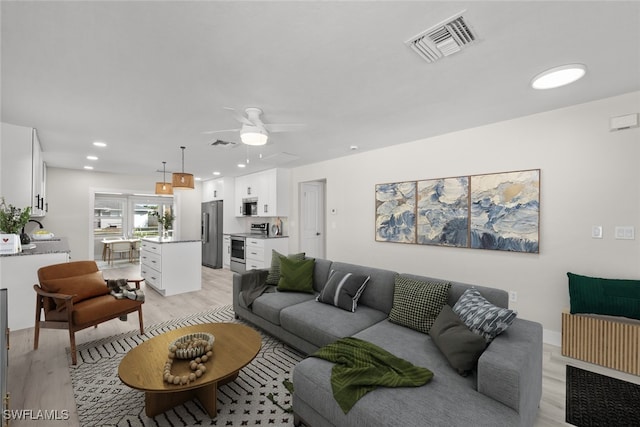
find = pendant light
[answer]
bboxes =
[171,146,194,190]
[155,161,173,195]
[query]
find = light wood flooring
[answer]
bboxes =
[7,260,640,426]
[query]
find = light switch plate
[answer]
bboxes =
[614,226,635,240]
[592,226,603,239]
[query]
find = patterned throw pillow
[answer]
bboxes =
[265,250,305,285]
[388,276,451,334]
[452,288,517,342]
[277,257,315,293]
[316,270,370,312]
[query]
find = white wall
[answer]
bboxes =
[45,168,202,260]
[289,91,640,343]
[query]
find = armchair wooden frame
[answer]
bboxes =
[33,262,144,365]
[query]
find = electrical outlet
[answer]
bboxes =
[509,291,518,302]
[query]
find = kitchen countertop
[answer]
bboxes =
[142,237,202,244]
[0,237,70,257]
[228,233,289,239]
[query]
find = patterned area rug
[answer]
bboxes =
[69,305,304,426]
[565,365,640,427]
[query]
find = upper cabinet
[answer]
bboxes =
[234,168,290,218]
[0,123,47,217]
[202,178,224,202]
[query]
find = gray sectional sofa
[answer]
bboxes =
[232,258,543,427]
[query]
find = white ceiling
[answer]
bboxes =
[2,1,639,181]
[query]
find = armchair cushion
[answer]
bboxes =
[40,271,110,311]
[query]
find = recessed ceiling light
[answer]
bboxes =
[213,171,221,176]
[237,163,246,168]
[531,64,587,90]
[83,165,94,170]
[195,177,202,181]
[86,155,98,160]
[92,141,107,147]
[350,145,359,151]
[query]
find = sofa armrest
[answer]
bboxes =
[477,318,542,423]
[232,269,269,309]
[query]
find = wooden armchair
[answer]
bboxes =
[33,260,144,365]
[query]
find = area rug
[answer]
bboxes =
[565,365,640,427]
[69,305,304,427]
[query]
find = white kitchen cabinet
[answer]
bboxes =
[234,168,290,218]
[0,123,47,217]
[202,179,224,202]
[1,251,69,330]
[245,237,289,270]
[140,238,202,296]
[223,234,231,268]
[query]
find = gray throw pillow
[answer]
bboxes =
[388,276,451,334]
[316,269,370,312]
[429,305,487,376]
[265,250,305,285]
[452,288,517,342]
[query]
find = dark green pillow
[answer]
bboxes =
[265,250,305,285]
[568,272,640,320]
[429,305,487,376]
[277,257,315,293]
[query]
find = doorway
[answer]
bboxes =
[299,180,326,259]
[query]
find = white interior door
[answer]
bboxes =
[300,181,325,259]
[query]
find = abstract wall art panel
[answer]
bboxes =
[469,169,540,253]
[375,181,416,243]
[417,177,469,247]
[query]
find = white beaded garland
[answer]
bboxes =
[162,335,213,385]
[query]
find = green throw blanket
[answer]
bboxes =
[311,337,433,413]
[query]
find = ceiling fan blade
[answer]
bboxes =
[201,128,240,135]
[264,123,307,133]
[223,107,254,126]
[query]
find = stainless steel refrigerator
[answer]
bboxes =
[201,201,223,268]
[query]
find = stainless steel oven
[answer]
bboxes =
[230,235,246,273]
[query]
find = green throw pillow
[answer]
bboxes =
[265,250,305,285]
[388,276,451,334]
[429,305,487,376]
[277,257,315,293]
[568,272,640,320]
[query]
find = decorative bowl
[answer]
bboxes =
[169,333,214,359]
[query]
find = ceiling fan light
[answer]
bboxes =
[240,129,268,146]
[531,64,586,90]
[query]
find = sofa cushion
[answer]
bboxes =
[280,300,387,348]
[453,288,517,342]
[429,305,487,375]
[388,276,450,334]
[277,257,315,293]
[265,250,306,285]
[316,269,370,312]
[330,262,397,314]
[251,291,317,325]
[40,271,110,311]
[567,272,640,320]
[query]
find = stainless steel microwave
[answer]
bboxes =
[243,198,258,216]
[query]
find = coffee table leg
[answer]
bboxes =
[144,382,219,418]
[195,382,218,417]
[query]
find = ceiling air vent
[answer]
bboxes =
[406,12,477,63]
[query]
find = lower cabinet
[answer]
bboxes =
[245,237,289,270]
[223,235,231,269]
[140,239,201,296]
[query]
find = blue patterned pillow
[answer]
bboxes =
[452,288,517,342]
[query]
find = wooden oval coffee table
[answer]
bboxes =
[118,323,261,418]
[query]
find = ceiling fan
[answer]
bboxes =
[202,107,305,146]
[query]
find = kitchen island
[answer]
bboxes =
[0,238,71,330]
[140,237,202,296]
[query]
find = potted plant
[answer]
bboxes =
[0,197,31,253]
[151,210,174,238]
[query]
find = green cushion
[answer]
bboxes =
[429,305,487,376]
[388,276,450,334]
[568,272,640,320]
[277,257,315,293]
[265,250,305,285]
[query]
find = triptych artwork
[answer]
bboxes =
[375,169,540,253]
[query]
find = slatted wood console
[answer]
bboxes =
[561,309,640,375]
